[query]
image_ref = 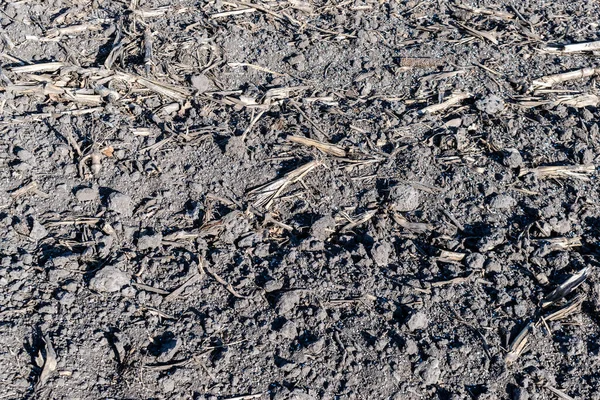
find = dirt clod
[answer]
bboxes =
[75,187,98,202]
[89,265,130,293]
[419,358,441,385]
[406,311,429,332]
[476,94,505,115]
[276,291,301,315]
[279,320,298,339]
[503,148,524,168]
[371,241,394,266]
[136,231,163,250]
[389,184,421,212]
[190,74,211,93]
[107,192,133,216]
[489,194,516,210]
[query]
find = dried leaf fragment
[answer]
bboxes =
[37,334,57,388]
[541,267,589,308]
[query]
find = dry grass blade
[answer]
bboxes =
[44,217,101,228]
[340,209,377,232]
[210,8,257,19]
[542,40,600,53]
[453,4,513,20]
[430,271,474,288]
[392,211,434,233]
[10,181,48,198]
[10,62,65,73]
[248,161,320,209]
[517,94,600,108]
[531,67,600,90]
[542,294,585,322]
[455,22,499,44]
[541,267,589,308]
[419,92,471,114]
[205,265,251,299]
[505,321,533,363]
[397,57,445,68]
[114,71,192,101]
[557,94,600,107]
[533,237,582,258]
[287,135,347,157]
[164,273,203,302]
[519,164,595,180]
[36,334,57,388]
[223,394,265,400]
[436,249,466,263]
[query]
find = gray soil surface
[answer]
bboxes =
[2,1,600,399]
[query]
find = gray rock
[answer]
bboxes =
[405,338,419,355]
[191,74,211,93]
[371,241,393,266]
[420,358,441,385]
[503,148,523,168]
[476,94,504,114]
[277,291,300,315]
[489,194,516,210]
[465,253,486,269]
[16,148,36,163]
[389,184,420,212]
[279,320,298,339]
[75,187,98,202]
[89,265,130,293]
[137,232,163,250]
[108,192,133,216]
[264,279,283,293]
[407,311,428,331]
[29,219,48,241]
[309,215,335,241]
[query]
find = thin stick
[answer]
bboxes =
[248,161,320,209]
[287,135,346,157]
[164,273,204,302]
[143,27,153,75]
[204,265,251,299]
[531,67,600,90]
[419,93,471,114]
[455,22,498,44]
[543,40,600,53]
[519,164,595,180]
[10,62,64,73]
[228,62,287,77]
[210,8,257,19]
[241,109,266,141]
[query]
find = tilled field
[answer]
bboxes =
[1,1,600,399]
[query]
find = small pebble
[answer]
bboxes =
[16,148,36,163]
